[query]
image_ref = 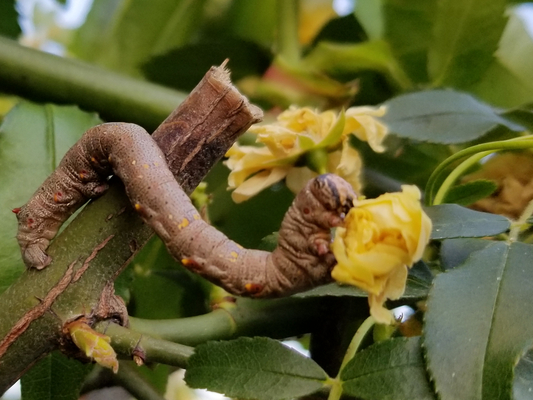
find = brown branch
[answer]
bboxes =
[0,64,262,392]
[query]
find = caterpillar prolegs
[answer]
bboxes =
[14,123,355,297]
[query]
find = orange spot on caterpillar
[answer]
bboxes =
[227,251,239,262]
[90,156,97,163]
[178,218,189,229]
[108,156,112,162]
[181,258,200,268]
[53,192,63,202]
[12,207,21,214]
[193,213,201,220]
[245,283,263,294]
[134,203,142,211]
[142,164,150,169]
[79,170,87,180]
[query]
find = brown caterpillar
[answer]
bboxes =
[14,123,355,297]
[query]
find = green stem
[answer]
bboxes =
[128,296,327,346]
[338,316,375,372]
[327,379,343,400]
[96,322,194,368]
[432,150,492,205]
[0,37,187,131]
[128,311,235,346]
[276,0,300,63]
[305,148,329,174]
[327,316,375,400]
[113,362,166,400]
[425,135,533,205]
[509,199,533,241]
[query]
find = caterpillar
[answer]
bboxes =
[14,123,355,297]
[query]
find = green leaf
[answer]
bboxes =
[470,60,533,110]
[224,0,277,49]
[494,8,533,99]
[513,343,533,399]
[70,0,208,76]
[341,337,435,400]
[296,261,431,300]
[424,241,533,400]
[0,101,102,294]
[185,337,328,400]
[311,14,366,45]
[128,235,209,319]
[0,0,21,39]
[257,232,279,252]
[469,8,533,108]
[383,0,436,84]
[426,204,510,239]
[381,90,524,144]
[501,104,533,133]
[440,238,493,270]
[305,40,411,89]
[442,179,498,206]
[354,0,384,40]
[142,37,271,92]
[428,0,507,87]
[359,137,451,190]
[205,163,294,249]
[294,283,368,298]
[20,351,92,400]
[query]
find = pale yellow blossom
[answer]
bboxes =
[225,105,388,202]
[331,185,432,325]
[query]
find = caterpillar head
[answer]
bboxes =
[309,174,355,220]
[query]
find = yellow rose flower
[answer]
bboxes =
[331,185,432,325]
[224,105,388,203]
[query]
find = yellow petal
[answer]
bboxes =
[344,105,388,153]
[285,167,317,194]
[225,145,279,188]
[368,294,396,325]
[329,141,362,194]
[383,264,408,300]
[231,167,289,203]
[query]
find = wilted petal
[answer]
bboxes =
[330,141,363,194]
[345,105,388,153]
[225,145,279,188]
[369,294,396,325]
[231,167,289,203]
